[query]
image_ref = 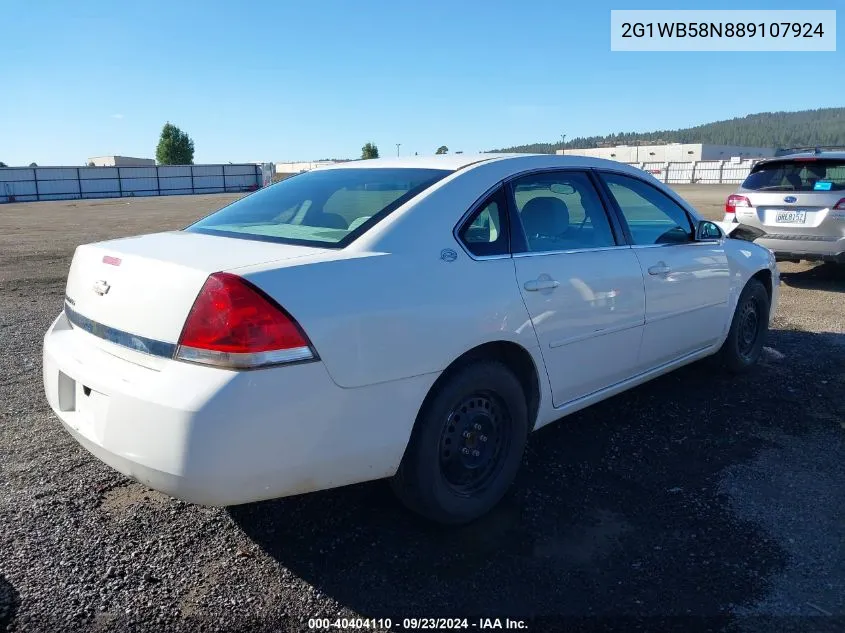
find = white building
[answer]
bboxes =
[274,160,346,176]
[87,155,156,167]
[556,143,775,162]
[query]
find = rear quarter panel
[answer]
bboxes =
[240,251,539,388]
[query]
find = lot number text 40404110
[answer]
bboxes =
[307,617,529,630]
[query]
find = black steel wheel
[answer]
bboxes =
[736,296,762,360]
[719,278,770,373]
[391,360,528,524]
[438,392,512,497]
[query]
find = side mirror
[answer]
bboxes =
[695,220,723,241]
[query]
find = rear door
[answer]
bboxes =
[597,171,731,370]
[737,158,845,237]
[509,170,646,407]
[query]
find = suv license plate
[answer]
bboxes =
[775,210,807,224]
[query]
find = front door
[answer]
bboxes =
[597,171,731,369]
[508,170,646,407]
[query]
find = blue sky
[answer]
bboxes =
[1,0,841,165]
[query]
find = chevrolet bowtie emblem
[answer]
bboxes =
[93,280,111,296]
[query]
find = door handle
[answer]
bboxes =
[648,263,671,276]
[524,278,560,291]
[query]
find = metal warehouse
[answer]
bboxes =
[557,143,776,162]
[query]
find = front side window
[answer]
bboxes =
[508,171,616,253]
[186,167,451,247]
[601,173,693,246]
[742,159,845,192]
[458,188,509,257]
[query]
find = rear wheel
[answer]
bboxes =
[718,278,770,373]
[391,361,528,524]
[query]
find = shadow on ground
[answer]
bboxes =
[780,262,845,293]
[0,574,20,631]
[230,329,844,626]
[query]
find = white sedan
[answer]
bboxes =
[43,154,779,524]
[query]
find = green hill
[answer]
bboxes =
[492,107,845,154]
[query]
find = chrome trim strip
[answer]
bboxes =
[512,245,631,258]
[174,345,314,369]
[467,254,512,261]
[549,319,644,349]
[646,301,728,325]
[630,241,721,249]
[64,302,176,359]
[761,233,839,242]
[64,302,318,370]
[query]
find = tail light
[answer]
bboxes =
[175,272,316,369]
[833,198,845,210]
[725,194,752,214]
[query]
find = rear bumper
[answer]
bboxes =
[755,235,845,263]
[43,311,434,505]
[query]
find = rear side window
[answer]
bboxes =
[509,171,617,253]
[458,187,509,257]
[186,167,451,247]
[742,159,845,192]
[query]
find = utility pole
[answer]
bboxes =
[396,143,401,157]
[560,134,566,155]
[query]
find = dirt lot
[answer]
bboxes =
[1,188,843,632]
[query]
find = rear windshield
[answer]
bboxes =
[185,167,451,247]
[742,159,845,192]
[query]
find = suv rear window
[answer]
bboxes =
[186,167,451,247]
[742,159,845,192]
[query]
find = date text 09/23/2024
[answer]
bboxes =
[308,618,528,630]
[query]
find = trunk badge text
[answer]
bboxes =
[93,280,111,296]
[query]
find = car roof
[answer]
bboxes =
[316,153,648,174]
[318,153,518,171]
[759,150,845,162]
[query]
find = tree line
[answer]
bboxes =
[360,144,450,159]
[492,108,845,154]
[4,131,453,168]
[9,107,844,167]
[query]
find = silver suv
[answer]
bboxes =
[724,149,845,264]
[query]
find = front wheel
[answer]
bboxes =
[391,361,528,525]
[718,278,770,373]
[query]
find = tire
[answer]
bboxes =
[391,361,528,525]
[718,278,770,373]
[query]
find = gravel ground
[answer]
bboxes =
[1,191,844,633]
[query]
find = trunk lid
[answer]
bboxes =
[64,231,326,346]
[742,191,843,235]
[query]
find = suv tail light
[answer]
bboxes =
[725,194,752,214]
[175,272,316,369]
[833,198,845,210]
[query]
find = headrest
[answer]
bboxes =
[520,196,570,238]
